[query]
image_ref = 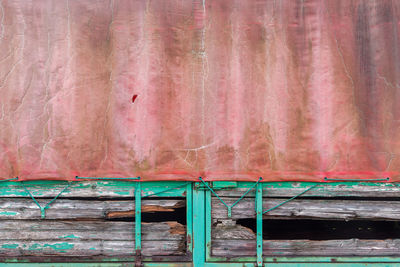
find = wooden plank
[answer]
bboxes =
[0,240,185,257]
[0,221,185,241]
[0,199,184,219]
[212,197,400,220]
[0,181,188,198]
[212,223,255,240]
[212,239,400,256]
[212,182,400,197]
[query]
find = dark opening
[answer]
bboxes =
[142,206,186,225]
[237,219,400,240]
[106,199,186,225]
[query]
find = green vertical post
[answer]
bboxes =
[186,182,193,254]
[193,182,206,267]
[256,182,263,266]
[135,181,142,252]
[205,188,212,261]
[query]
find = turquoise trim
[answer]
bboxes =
[186,183,193,254]
[135,181,141,252]
[141,182,189,198]
[256,181,263,266]
[193,182,206,267]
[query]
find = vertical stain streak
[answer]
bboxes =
[0,0,4,41]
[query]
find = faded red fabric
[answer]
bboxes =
[1,0,400,182]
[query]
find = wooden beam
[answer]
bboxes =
[0,240,185,257]
[212,239,400,257]
[0,198,185,220]
[0,220,185,241]
[212,197,400,220]
[0,181,188,198]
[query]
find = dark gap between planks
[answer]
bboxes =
[236,218,400,240]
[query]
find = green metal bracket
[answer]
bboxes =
[21,181,73,219]
[210,181,237,190]
[199,177,262,217]
[0,177,18,182]
[263,183,319,214]
[141,183,189,198]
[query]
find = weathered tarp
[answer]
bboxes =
[1,0,400,182]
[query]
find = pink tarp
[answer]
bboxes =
[1,0,400,182]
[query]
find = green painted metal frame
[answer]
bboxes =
[1,180,400,266]
[256,181,263,266]
[198,180,400,266]
[0,180,193,264]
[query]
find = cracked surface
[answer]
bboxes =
[1,0,400,182]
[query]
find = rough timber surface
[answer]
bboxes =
[0,220,185,241]
[0,198,185,219]
[0,220,186,258]
[212,197,400,221]
[210,182,400,259]
[212,239,400,257]
[0,181,188,198]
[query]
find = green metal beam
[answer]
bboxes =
[256,181,263,266]
[135,181,142,262]
[186,183,193,254]
[193,182,206,267]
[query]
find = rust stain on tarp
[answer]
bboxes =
[1,0,400,182]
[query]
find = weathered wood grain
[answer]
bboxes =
[212,182,400,197]
[0,181,188,198]
[0,220,185,241]
[0,198,185,219]
[212,239,400,256]
[212,197,400,220]
[212,223,256,240]
[0,240,185,257]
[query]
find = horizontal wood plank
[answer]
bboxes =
[212,239,400,257]
[212,197,400,220]
[0,181,188,198]
[0,220,185,241]
[0,198,184,219]
[212,223,256,240]
[213,182,400,198]
[0,240,185,257]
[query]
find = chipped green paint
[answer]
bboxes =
[59,234,80,239]
[0,180,187,198]
[2,244,19,249]
[0,211,17,216]
[28,242,74,252]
